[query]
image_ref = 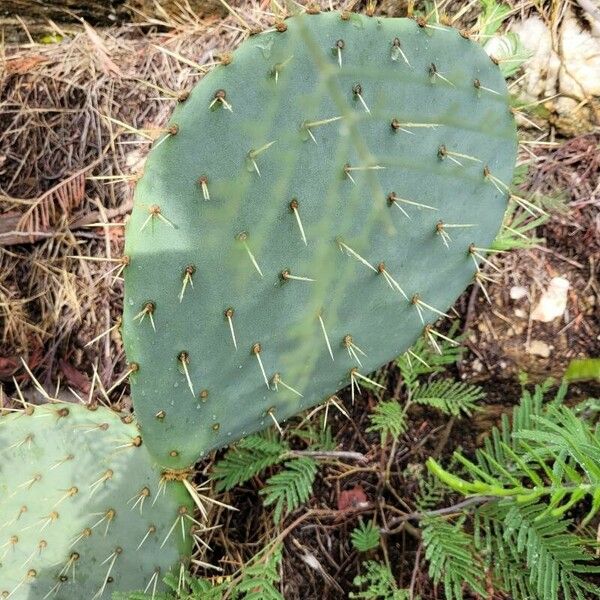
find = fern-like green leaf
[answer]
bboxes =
[114,571,229,600]
[474,510,535,600]
[234,546,284,600]
[260,458,317,523]
[427,382,600,600]
[429,385,600,522]
[480,501,600,600]
[213,434,288,492]
[290,420,336,451]
[185,575,230,599]
[515,405,600,523]
[349,561,412,600]
[422,516,487,600]
[351,519,380,552]
[367,400,407,442]
[396,325,464,392]
[412,379,484,417]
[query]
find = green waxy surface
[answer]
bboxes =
[123,10,517,468]
[0,403,193,599]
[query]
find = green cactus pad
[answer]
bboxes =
[0,403,193,599]
[123,10,517,468]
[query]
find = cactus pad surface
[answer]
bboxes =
[0,403,193,598]
[123,10,517,468]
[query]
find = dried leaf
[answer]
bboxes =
[59,359,91,394]
[17,170,86,236]
[6,54,48,75]
[338,485,368,511]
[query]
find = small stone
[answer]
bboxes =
[512,323,526,335]
[510,286,528,300]
[528,340,551,358]
[514,308,527,319]
[532,277,570,322]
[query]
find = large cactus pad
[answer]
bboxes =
[123,10,517,468]
[0,403,193,599]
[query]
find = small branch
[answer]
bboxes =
[409,543,422,599]
[381,496,496,534]
[285,450,369,463]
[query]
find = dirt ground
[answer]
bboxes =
[0,1,599,598]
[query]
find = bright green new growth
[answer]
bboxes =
[423,382,600,600]
[123,10,517,468]
[0,403,193,599]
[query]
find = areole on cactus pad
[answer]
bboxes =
[122,10,517,469]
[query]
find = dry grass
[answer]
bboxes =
[0,1,272,389]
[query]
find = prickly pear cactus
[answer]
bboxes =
[0,403,193,599]
[123,10,517,468]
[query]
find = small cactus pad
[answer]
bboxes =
[0,403,193,599]
[123,10,517,468]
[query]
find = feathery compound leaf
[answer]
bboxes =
[349,561,412,600]
[396,325,464,391]
[115,571,228,599]
[474,510,537,600]
[187,578,228,599]
[412,379,484,417]
[427,383,600,599]
[367,400,408,442]
[290,419,336,451]
[260,458,317,523]
[422,516,487,600]
[484,501,600,600]
[429,386,600,520]
[235,546,284,600]
[351,519,381,552]
[166,572,228,599]
[118,549,284,599]
[515,405,600,522]
[213,434,288,492]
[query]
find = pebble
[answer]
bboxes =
[528,340,551,358]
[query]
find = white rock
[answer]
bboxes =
[560,10,600,98]
[510,286,528,300]
[511,16,560,101]
[532,277,570,322]
[511,9,600,131]
[528,340,551,358]
[471,358,483,373]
